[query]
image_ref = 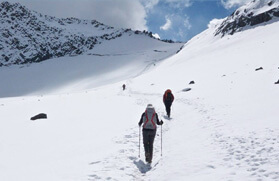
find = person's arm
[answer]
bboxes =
[138,113,144,126]
[156,113,163,125]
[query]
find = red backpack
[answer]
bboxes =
[164,89,173,102]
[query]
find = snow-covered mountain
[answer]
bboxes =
[215,0,279,36]
[0,1,183,97]
[0,1,161,66]
[1,1,279,181]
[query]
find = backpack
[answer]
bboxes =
[166,92,172,101]
[164,89,173,102]
[143,107,157,129]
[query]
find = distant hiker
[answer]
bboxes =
[138,104,163,163]
[163,89,174,118]
[122,84,126,90]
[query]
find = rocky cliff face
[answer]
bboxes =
[215,0,279,37]
[0,2,156,66]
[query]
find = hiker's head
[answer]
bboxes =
[146,104,155,113]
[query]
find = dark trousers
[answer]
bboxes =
[142,129,156,162]
[164,102,172,116]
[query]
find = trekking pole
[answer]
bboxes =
[139,126,141,158]
[161,121,163,157]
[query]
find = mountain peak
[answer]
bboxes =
[0,2,163,67]
[0,1,25,13]
[215,0,279,37]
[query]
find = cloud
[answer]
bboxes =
[160,14,191,31]
[183,16,192,30]
[208,18,225,29]
[9,0,148,30]
[221,0,251,9]
[160,16,172,30]
[140,0,159,11]
[178,29,186,39]
[152,33,161,39]
[165,0,192,8]
[140,0,192,11]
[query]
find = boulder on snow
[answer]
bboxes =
[189,81,195,85]
[255,67,263,71]
[275,80,279,84]
[31,113,47,121]
[182,88,192,92]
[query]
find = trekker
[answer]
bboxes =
[138,104,163,163]
[163,89,174,118]
[122,84,126,91]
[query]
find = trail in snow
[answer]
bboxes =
[174,98,279,180]
[88,86,279,180]
[87,86,170,180]
[85,87,198,180]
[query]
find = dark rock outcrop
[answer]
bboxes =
[30,113,47,120]
[182,88,191,92]
[215,1,279,37]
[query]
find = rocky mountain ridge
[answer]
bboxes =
[215,0,279,36]
[0,1,156,66]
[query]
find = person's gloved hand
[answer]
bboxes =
[138,122,141,127]
[160,120,164,125]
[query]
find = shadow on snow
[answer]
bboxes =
[133,159,151,174]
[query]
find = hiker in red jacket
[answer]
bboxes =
[163,89,174,118]
[138,104,163,163]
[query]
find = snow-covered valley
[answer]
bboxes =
[1,1,279,181]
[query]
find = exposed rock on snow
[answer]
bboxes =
[215,0,279,36]
[30,113,47,120]
[255,67,263,71]
[189,81,195,84]
[182,88,191,92]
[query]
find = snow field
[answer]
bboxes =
[1,9,279,181]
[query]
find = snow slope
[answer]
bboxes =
[130,17,279,181]
[0,33,182,97]
[1,2,279,181]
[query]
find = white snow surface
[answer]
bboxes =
[1,16,279,181]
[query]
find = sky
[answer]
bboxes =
[5,0,252,42]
